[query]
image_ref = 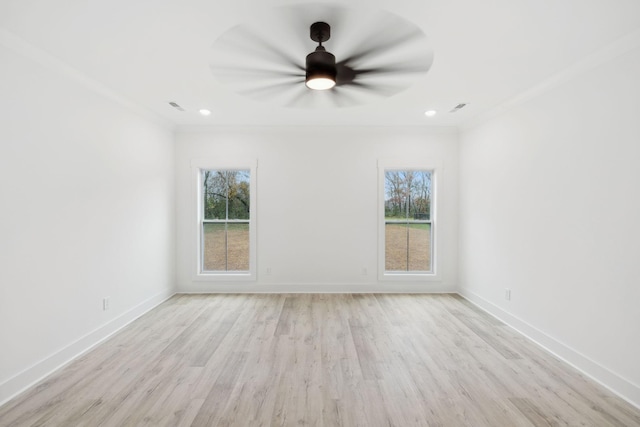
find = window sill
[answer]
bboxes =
[193,272,256,282]
[378,272,441,282]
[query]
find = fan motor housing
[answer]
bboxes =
[306,47,337,82]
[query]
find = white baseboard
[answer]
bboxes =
[0,290,175,407]
[458,288,640,410]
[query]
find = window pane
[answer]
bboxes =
[202,170,251,220]
[203,223,227,271]
[408,223,431,271]
[202,171,227,220]
[412,170,431,221]
[202,223,250,272]
[226,223,250,270]
[384,170,431,221]
[228,170,250,220]
[385,171,407,220]
[385,223,431,272]
[385,223,408,271]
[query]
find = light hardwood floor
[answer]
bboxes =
[1,294,639,426]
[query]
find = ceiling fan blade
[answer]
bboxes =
[327,89,344,108]
[329,87,360,108]
[351,64,428,77]
[238,79,304,99]
[335,61,427,85]
[343,81,378,91]
[339,26,424,66]
[284,86,316,108]
[341,80,406,98]
[335,62,357,86]
[211,65,304,79]
[223,26,305,72]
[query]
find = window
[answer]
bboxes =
[194,160,256,280]
[379,161,437,280]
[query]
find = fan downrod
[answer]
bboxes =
[310,22,330,43]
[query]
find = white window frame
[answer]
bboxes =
[378,159,441,281]
[192,159,257,281]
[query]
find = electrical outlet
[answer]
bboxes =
[266,267,272,275]
[103,297,110,311]
[362,268,368,276]
[505,289,511,301]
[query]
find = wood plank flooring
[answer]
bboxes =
[1,294,639,426]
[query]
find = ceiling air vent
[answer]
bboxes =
[169,101,185,111]
[450,103,467,113]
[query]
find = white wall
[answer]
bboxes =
[459,44,640,406]
[0,41,175,404]
[175,127,458,293]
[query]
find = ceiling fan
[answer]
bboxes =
[305,22,337,90]
[210,5,434,108]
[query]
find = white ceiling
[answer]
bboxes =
[2,0,640,128]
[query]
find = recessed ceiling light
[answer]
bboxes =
[199,109,211,116]
[424,110,437,117]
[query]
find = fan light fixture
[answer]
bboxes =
[305,22,336,90]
